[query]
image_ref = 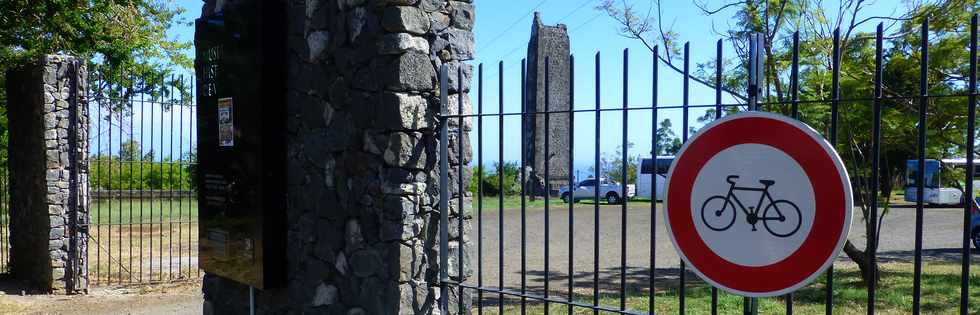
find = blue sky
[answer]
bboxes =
[146,0,901,177]
[464,0,899,178]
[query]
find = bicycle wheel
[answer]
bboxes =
[700,196,736,231]
[762,200,802,237]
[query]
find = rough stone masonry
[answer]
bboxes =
[201,0,474,314]
[5,55,90,293]
[524,12,571,196]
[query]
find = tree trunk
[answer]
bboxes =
[842,240,880,286]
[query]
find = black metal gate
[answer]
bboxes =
[439,15,978,315]
[82,69,200,286]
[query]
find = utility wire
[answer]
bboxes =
[557,0,596,24]
[501,10,605,72]
[476,0,550,54]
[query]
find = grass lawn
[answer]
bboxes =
[87,198,201,284]
[475,195,654,212]
[91,198,198,224]
[481,262,978,314]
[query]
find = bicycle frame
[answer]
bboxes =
[723,182,783,220]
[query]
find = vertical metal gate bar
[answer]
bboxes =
[712,38,723,315]
[619,49,630,310]
[159,77,166,282]
[66,60,79,293]
[543,57,551,315]
[962,13,978,315]
[651,45,660,315]
[498,61,506,315]
[680,42,690,315]
[95,70,103,284]
[744,34,759,315]
[567,54,576,315]
[826,27,842,315]
[148,79,156,282]
[107,70,114,285]
[520,59,528,315]
[139,76,147,283]
[438,64,449,314]
[620,48,629,312]
[592,52,602,315]
[787,30,800,315]
[178,76,186,279]
[477,63,484,315]
[168,75,176,280]
[456,66,466,315]
[868,23,884,315]
[913,17,929,315]
[129,73,135,283]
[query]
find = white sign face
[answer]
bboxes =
[665,112,852,297]
[691,143,816,267]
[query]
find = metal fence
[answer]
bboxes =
[84,69,199,285]
[439,16,978,315]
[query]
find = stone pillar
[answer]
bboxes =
[524,12,571,196]
[5,55,89,293]
[201,0,474,314]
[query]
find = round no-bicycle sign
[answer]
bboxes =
[664,111,853,297]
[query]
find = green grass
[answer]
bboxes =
[91,198,198,224]
[481,262,978,314]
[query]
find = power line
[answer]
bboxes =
[557,0,596,24]
[570,12,604,35]
[498,5,603,72]
[476,0,550,53]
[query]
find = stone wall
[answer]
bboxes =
[5,55,89,293]
[201,0,474,314]
[524,12,570,195]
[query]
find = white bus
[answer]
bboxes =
[904,158,980,205]
[637,156,672,201]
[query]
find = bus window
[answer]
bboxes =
[906,159,941,188]
[640,156,675,175]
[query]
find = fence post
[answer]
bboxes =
[744,33,763,315]
[5,55,89,294]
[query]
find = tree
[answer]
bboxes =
[118,139,145,162]
[0,1,192,88]
[471,162,522,197]
[656,119,683,155]
[598,0,980,285]
[0,1,193,160]
[592,143,639,184]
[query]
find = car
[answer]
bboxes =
[972,197,980,249]
[557,177,636,204]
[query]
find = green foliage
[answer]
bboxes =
[91,155,193,190]
[469,161,522,196]
[592,143,638,184]
[656,119,682,155]
[0,0,192,177]
[91,140,194,190]
[0,0,193,79]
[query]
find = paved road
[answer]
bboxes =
[464,202,979,296]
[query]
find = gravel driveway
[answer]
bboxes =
[464,202,979,297]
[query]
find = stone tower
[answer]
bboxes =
[524,12,571,196]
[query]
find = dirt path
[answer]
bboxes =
[0,282,201,315]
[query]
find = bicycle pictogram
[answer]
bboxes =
[700,175,803,237]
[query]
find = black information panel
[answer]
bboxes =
[194,2,286,289]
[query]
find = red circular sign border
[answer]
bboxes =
[664,112,852,297]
